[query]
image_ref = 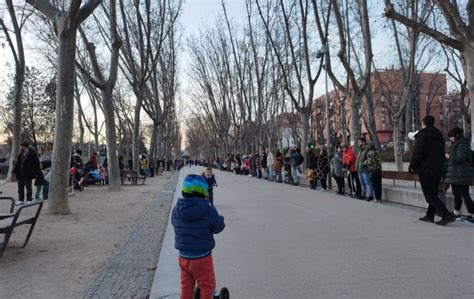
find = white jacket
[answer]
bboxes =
[267,153,274,168]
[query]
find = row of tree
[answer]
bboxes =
[0,0,183,214]
[185,0,472,171]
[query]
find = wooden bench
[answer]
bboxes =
[0,197,43,258]
[382,171,419,187]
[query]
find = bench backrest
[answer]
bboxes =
[382,171,418,181]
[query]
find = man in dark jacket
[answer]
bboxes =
[409,116,455,225]
[14,141,40,205]
[172,174,225,299]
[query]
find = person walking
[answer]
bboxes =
[409,115,455,225]
[332,146,345,195]
[203,167,218,205]
[356,138,374,201]
[342,144,361,197]
[443,127,474,222]
[364,142,382,202]
[274,150,283,183]
[13,141,41,205]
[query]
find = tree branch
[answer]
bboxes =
[78,0,103,24]
[25,0,61,20]
[384,0,463,50]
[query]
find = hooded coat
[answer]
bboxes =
[444,138,474,185]
[172,196,225,253]
[409,126,445,177]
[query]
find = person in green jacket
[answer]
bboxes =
[444,127,474,222]
[356,138,374,201]
[364,142,382,202]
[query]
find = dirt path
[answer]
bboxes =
[0,173,173,299]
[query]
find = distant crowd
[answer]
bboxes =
[189,116,474,226]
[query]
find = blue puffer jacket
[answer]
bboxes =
[171,197,225,253]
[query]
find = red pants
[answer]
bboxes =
[179,254,216,299]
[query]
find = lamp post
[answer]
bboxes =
[317,45,332,190]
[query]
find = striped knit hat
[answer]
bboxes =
[182,174,208,198]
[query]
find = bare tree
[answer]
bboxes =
[117,0,181,172]
[76,0,121,190]
[0,0,27,181]
[255,0,329,165]
[322,0,373,151]
[385,0,474,148]
[26,0,102,214]
[382,0,439,170]
[443,45,470,136]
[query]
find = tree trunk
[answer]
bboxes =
[148,123,157,171]
[6,73,24,181]
[300,110,310,169]
[340,100,347,145]
[463,45,474,149]
[93,105,99,154]
[365,84,382,151]
[351,95,362,151]
[132,88,143,172]
[102,87,121,191]
[393,120,404,171]
[75,87,85,155]
[404,92,413,152]
[48,27,77,215]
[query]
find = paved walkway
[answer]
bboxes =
[152,167,473,299]
[84,172,179,298]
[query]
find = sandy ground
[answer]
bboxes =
[0,173,173,299]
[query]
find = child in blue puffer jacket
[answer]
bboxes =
[172,174,225,299]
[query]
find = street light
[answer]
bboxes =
[317,45,332,190]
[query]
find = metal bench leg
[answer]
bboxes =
[22,219,39,248]
[0,230,13,258]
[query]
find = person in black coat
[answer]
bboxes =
[409,116,455,225]
[443,127,474,221]
[13,141,40,204]
[315,149,329,190]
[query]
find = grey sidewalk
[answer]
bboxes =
[84,172,179,298]
[151,167,473,299]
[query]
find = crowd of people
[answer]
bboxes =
[207,138,383,203]
[197,115,473,225]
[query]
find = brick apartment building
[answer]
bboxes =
[311,69,455,145]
